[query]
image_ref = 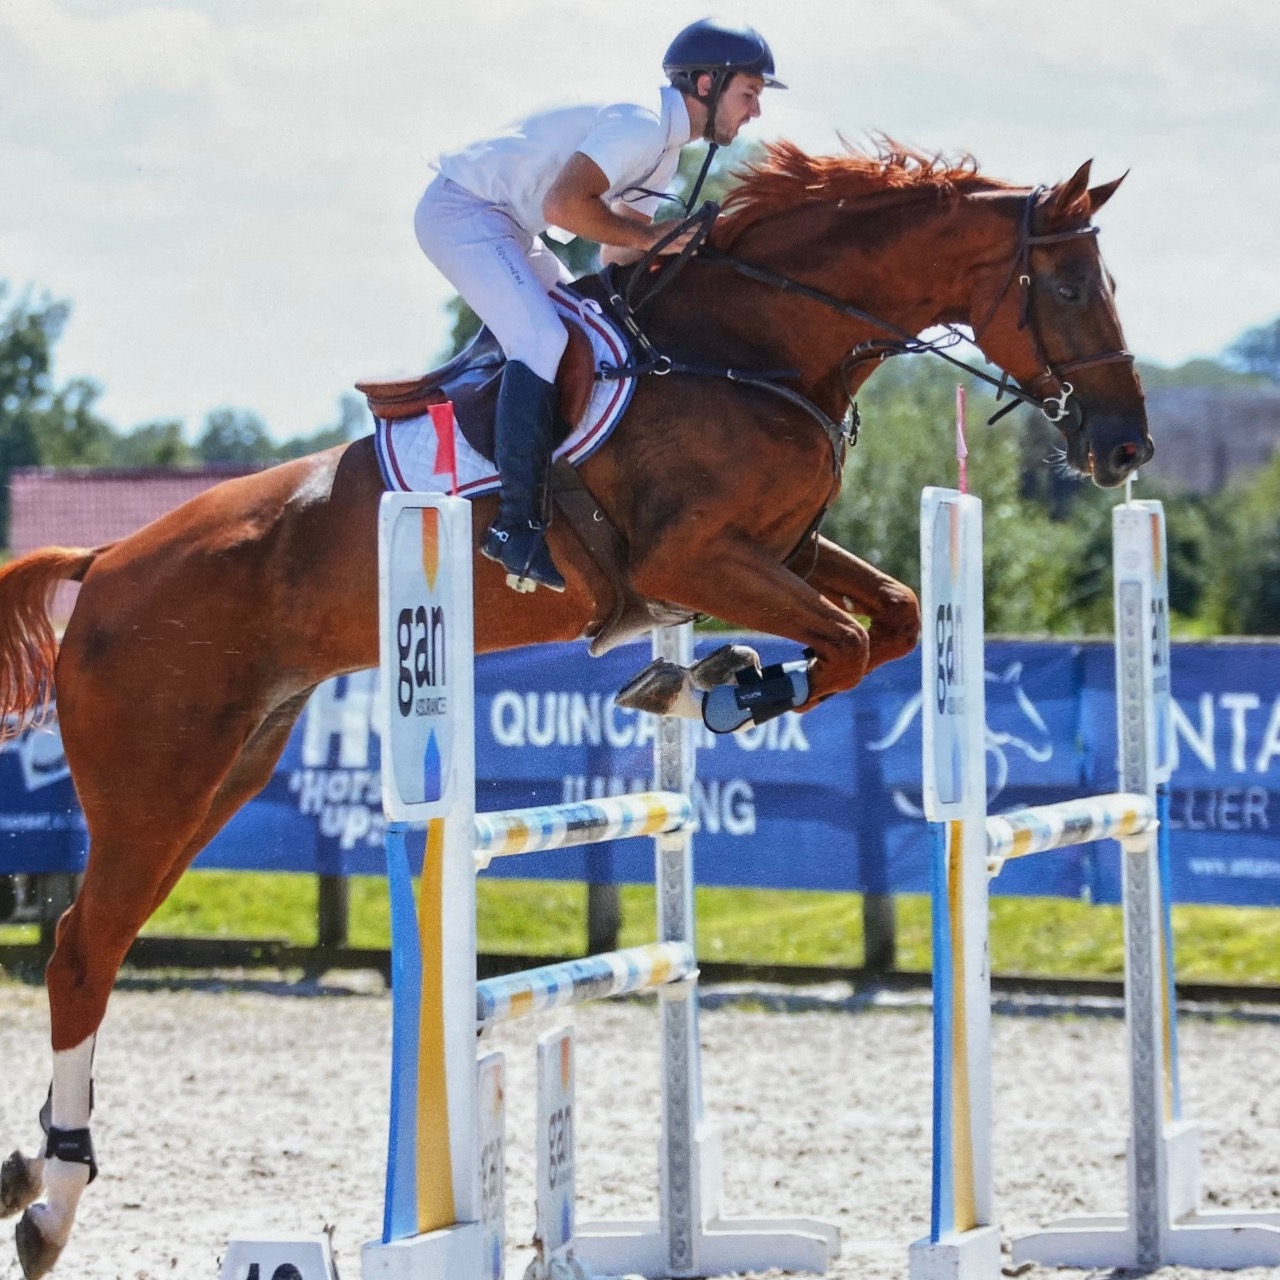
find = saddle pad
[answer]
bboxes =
[374,287,635,497]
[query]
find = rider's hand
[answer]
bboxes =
[647,223,698,256]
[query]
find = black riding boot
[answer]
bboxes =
[481,360,566,593]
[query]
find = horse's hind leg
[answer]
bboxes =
[7,691,311,1279]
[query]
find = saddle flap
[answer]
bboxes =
[355,326,505,423]
[356,318,597,462]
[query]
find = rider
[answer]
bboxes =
[415,19,783,592]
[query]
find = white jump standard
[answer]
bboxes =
[366,493,839,1280]
[911,486,1280,1279]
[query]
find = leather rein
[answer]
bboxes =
[597,202,857,472]
[597,185,1134,454]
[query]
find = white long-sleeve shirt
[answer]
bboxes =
[434,86,693,236]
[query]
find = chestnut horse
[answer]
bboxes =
[0,143,1149,1276]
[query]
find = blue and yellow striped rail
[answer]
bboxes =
[985,793,1156,877]
[476,941,697,1030]
[472,791,693,869]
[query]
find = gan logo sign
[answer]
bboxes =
[377,495,474,823]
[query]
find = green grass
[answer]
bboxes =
[5,872,1280,986]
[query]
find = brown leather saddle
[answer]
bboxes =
[355,299,697,654]
[355,320,596,464]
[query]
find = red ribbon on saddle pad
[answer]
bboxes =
[427,402,458,495]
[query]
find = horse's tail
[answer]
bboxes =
[0,545,102,741]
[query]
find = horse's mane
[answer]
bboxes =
[713,138,1015,248]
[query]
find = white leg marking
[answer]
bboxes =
[29,1036,96,1246]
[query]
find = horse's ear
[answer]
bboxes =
[1087,170,1128,214]
[1044,160,1093,225]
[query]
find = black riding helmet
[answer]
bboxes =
[663,19,785,141]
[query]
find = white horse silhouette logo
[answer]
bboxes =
[0,719,72,791]
[866,662,1053,817]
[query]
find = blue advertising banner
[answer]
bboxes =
[3,637,1280,906]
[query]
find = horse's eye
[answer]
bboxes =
[1056,284,1081,302]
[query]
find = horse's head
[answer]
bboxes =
[967,163,1152,488]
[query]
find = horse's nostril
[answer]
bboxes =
[1110,442,1140,472]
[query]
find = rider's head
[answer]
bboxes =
[663,19,784,146]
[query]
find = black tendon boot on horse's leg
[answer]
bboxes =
[480,360,566,594]
[12,1038,97,1280]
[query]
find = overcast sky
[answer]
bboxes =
[3,0,1278,441]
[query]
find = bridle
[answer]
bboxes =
[964,186,1135,426]
[694,185,1135,429]
[596,182,1137,478]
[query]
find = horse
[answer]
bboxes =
[0,141,1150,1276]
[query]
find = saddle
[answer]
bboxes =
[356,292,697,655]
[355,321,596,464]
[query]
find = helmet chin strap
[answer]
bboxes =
[685,141,719,211]
[698,69,729,142]
[677,68,725,211]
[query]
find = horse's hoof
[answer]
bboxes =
[688,643,761,691]
[15,1209,64,1280]
[616,659,692,716]
[0,1152,42,1218]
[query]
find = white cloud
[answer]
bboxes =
[1,0,1277,438]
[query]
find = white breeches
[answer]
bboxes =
[415,175,572,383]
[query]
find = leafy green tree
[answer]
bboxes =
[111,420,193,468]
[1196,452,1280,634]
[1225,316,1280,383]
[1137,357,1268,391]
[30,376,116,467]
[440,294,483,364]
[0,286,64,532]
[0,286,121,527]
[825,359,1083,633]
[196,408,274,464]
[333,390,374,441]
[275,393,371,460]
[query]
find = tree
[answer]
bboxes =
[0,289,118,470]
[111,421,193,468]
[275,393,372,461]
[1196,451,1280,635]
[333,390,373,441]
[0,286,82,535]
[824,359,1085,634]
[1225,317,1280,383]
[29,377,116,467]
[196,408,273,464]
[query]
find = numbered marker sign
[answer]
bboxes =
[535,1026,575,1263]
[1113,500,1173,787]
[377,494,474,822]
[218,1236,337,1280]
[477,1052,506,1280]
[921,488,987,821]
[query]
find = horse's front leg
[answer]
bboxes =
[629,537,875,719]
[800,535,920,676]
